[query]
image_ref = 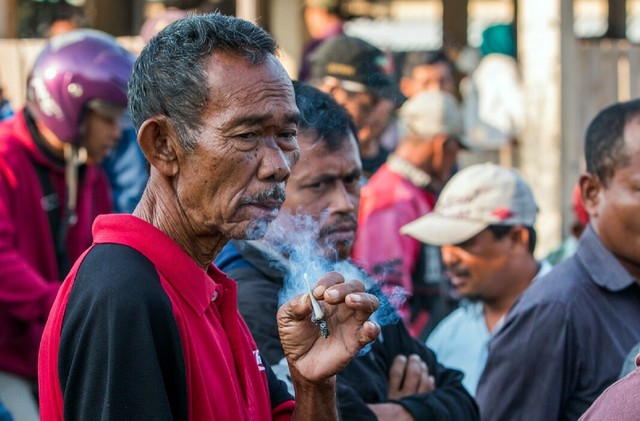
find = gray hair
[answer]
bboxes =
[128,13,278,150]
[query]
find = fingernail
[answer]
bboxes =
[349,293,362,302]
[327,289,340,300]
[314,285,326,297]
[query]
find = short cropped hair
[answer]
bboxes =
[488,224,537,254]
[293,81,357,152]
[401,50,454,79]
[128,13,277,150]
[585,99,640,186]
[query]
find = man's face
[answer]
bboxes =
[81,107,123,164]
[359,98,395,144]
[402,62,456,98]
[174,53,300,241]
[282,129,361,260]
[440,228,514,300]
[587,115,640,279]
[332,88,378,131]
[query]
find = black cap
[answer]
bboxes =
[309,35,395,99]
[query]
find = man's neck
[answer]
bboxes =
[134,175,228,270]
[483,258,540,332]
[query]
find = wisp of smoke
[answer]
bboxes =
[263,211,401,332]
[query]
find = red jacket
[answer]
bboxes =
[353,163,436,324]
[39,214,294,420]
[0,110,112,378]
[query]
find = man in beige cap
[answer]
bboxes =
[352,90,463,338]
[401,163,550,395]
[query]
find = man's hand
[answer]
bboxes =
[387,354,435,400]
[277,272,380,382]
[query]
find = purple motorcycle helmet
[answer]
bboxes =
[26,29,134,144]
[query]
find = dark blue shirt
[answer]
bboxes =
[476,225,640,420]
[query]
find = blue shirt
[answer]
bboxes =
[426,301,489,394]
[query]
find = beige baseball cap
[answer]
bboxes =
[401,163,538,245]
[397,90,464,140]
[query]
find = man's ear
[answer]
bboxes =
[137,117,180,177]
[399,76,414,98]
[579,173,601,219]
[509,225,530,252]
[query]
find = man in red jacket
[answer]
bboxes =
[0,30,133,420]
[39,13,380,421]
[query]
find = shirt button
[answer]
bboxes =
[211,291,218,302]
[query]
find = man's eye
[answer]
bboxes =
[238,132,259,140]
[279,131,297,140]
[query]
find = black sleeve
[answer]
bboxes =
[264,357,294,409]
[59,244,188,421]
[382,321,480,421]
[231,266,285,366]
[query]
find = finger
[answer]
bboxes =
[311,272,346,299]
[356,320,380,348]
[417,362,434,393]
[345,292,379,314]
[278,292,314,322]
[401,354,427,393]
[322,279,366,304]
[388,355,407,392]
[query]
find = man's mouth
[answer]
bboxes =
[446,270,470,288]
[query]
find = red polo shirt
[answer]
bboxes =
[39,214,294,420]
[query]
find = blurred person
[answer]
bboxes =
[545,183,590,265]
[39,14,381,420]
[215,82,479,420]
[298,0,345,82]
[399,50,457,100]
[476,98,640,420]
[0,29,133,420]
[359,96,397,179]
[308,35,402,181]
[102,7,190,213]
[461,23,524,153]
[401,163,550,394]
[378,50,456,169]
[579,353,640,420]
[353,90,464,339]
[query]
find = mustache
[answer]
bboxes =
[319,214,358,237]
[446,265,471,278]
[241,184,286,205]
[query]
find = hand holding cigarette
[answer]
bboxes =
[277,271,380,383]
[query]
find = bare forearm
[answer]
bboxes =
[290,366,339,421]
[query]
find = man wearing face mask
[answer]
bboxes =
[216,82,478,421]
[0,29,133,420]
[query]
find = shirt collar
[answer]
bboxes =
[92,214,219,315]
[386,154,433,189]
[576,224,638,291]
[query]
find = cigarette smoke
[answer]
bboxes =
[262,210,401,329]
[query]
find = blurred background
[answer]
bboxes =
[0,0,637,257]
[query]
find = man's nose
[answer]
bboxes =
[440,244,459,266]
[331,183,356,213]
[258,138,292,182]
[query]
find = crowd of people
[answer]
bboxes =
[0,5,638,421]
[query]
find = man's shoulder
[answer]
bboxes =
[72,243,164,302]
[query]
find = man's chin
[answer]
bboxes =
[226,219,272,241]
[320,240,353,262]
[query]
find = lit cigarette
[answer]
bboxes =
[304,273,330,338]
